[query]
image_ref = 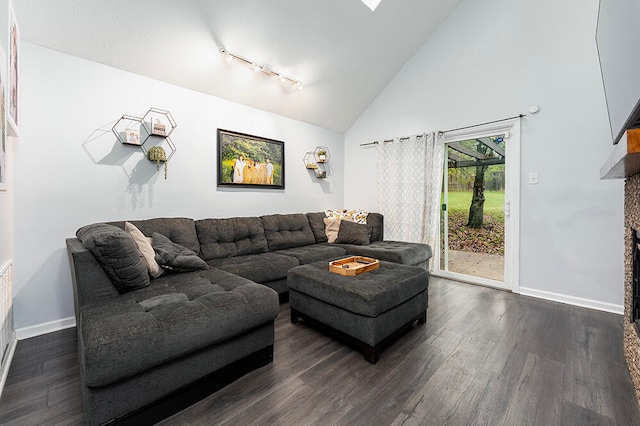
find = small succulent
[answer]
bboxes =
[147,146,168,179]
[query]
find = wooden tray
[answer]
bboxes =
[329,256,380,276]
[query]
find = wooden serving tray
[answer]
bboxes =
[329,256,380,276]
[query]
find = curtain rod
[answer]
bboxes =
[359,133,425,147]
[360,114,525,147]
[440,114,525,134]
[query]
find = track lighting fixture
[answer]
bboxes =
[219,46,304,90]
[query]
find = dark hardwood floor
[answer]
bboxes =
[1,277,639,425]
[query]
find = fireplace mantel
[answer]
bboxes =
[601,129,640,179]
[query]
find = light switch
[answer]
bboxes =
[528,172,539,185]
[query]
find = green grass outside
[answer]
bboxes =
[445,191,505,214]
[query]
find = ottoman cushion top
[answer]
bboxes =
[287,260,428,317]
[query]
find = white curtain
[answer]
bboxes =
[377,132,444,265]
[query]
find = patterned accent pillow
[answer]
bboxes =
[325,209,369,224]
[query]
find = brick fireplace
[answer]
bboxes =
[623,173,640,405]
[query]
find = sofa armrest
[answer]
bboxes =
[66,238,118,313]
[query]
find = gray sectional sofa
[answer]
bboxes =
[66,212,431,425]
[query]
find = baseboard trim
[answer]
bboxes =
[15,316,76,340]
[0,333,17,398]
[519,287,624,315]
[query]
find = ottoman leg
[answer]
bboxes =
[291,309,299,324]
[418,309,427,325]
[363,344,381,364]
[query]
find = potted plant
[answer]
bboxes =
[317,149,327,162]
[147,146,168,179]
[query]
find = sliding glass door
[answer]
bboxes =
[435,121,520,292]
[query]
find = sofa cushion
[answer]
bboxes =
[196,217,268,260]
[206,252,299,283]
[76,223,150,293]
[110,218,201,254]
[335,220,371,245]
[80,268,279,388]
[274,244,347,265]
[260,213,316,250]
[337,240,432,266]
[125,222,164,278]
[306,212,329,243]
[152,233,209,272]
[366,213,384,242]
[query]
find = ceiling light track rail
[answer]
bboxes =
[219,46,303,90]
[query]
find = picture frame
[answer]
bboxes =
[217,129,285,189]
[0,42,7,192]
[7,2,18,135]
[125,128,141,145]
[150,116,168,136]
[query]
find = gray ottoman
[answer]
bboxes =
[288,260,429,363]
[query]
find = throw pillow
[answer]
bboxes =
[324,216,353,243]
[334,220,371,245]
[323,217,341,243]
[152,232,209,272]
[125,222,164,279]
[76,223,150,293]
[325,209,369,224]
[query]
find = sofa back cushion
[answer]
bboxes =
[260,213,316,251]
[306,212,328,243]
[76,223,150,293]
[367,213,384,242]
[110,217,200,254]
[195,217,268,260]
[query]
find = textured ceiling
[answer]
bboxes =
[14,0,462,133]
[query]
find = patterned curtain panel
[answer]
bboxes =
[377,132,444,266]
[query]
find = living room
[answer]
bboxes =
[1,0,639,424]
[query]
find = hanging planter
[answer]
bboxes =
[147,146,168,179]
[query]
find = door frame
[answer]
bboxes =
[432,119,520,293]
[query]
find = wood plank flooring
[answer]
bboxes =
[1,277,639,425]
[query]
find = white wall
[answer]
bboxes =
[13,43,344,330]
[345,0,625,306]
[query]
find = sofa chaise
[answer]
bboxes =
[66,211,431,425]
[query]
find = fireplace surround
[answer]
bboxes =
[624,173,640,405]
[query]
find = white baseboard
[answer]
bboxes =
[0,333,17,398]
[15,316,76,340]
[519,287,624,315]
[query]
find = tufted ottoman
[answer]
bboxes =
[288,260,428,363]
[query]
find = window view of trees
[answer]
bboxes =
[444,136,505,255]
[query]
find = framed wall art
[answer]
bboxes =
[7,2,17,136]
[217,129,285,189]
[0,42,6,191]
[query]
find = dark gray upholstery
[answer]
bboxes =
[334,220,371,245]
[82,323,274,425]
[196,217,268,260]
[306,212,328,243]
[337,240,432,267]
[288,260,428,317]
[67,211,430,424]
[260,213,316,250]
[206,252,299,283]
[80,268,278,388]
[110,217,201,254]
[152,232,209,271]
[76,223,150,293]
[274,244,347,265]
[288,260,428,348]
[365,213,384,242]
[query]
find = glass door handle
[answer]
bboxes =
[504,201,511,218]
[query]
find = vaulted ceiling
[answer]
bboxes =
[14,0,463,133]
